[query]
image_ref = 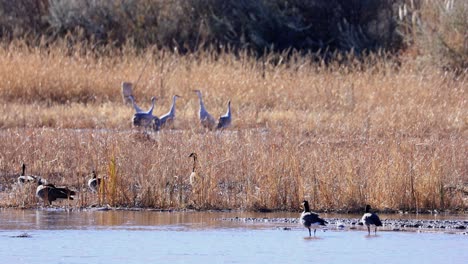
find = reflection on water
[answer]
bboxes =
[0,209,299,230]
[0,209,467,264]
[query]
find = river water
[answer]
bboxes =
[0,209,466,264]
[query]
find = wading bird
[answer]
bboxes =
[128,95,145,113]
[216,100,231,129]
[361,204,382,235]
[132,96,158,129]
[300,200,327,237]
[159,95,181,128]
[87,170,103,193]
[36,179,76,205]
[193,90,216,130]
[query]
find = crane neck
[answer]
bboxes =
[197,93,206,109]
[147,98,155,115]
[226,101,231,116]
[170,96,177,115]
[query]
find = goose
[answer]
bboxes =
[188,152,200,186]
[132,96,158,128]
[17,163,43,185]
[87,170,103,193]
[361,204,383,235]
[216,100,231,129]
[193,90,216,130]
[36,179,76,205]
[300,200,327,237]
[159,95,181,128]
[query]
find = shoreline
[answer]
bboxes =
[1,206,467,234]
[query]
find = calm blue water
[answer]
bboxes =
[0,210,466,264]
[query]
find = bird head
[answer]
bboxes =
[365,204,371,213]
[188,152,198,159]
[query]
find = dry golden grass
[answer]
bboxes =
[0,42,466,212]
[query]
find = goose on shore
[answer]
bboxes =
[159,95,181,128]
[36,179,76,205]
[17,163,43,185]
[361,204,382,235]
[87,170,103,193]
[300,200,327,237]
[188,152,200,186]
[193,90,216,130]
[216,100,231,129]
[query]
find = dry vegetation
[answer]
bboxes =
[0,40,466,212]
[0,0,466,212]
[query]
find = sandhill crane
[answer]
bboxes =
[216,100,231,129]
[87,170,103,193]
[36,179,76,205]
[193,90,216,130]
[132,97,158,129]
[300,200,327,237]
[129,95,145,113]
[361,204,383,235]
[159,95,181,128]
[17,163,46,185]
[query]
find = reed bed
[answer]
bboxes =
[0,42,466,212]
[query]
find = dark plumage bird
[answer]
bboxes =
[216,100,231,130]
[17,163,40,185]
[36,179,76,205]
[300,200,327,237]
[87,170,103,193]
[361,204,383,235]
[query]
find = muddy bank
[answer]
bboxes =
[221,216,468,234]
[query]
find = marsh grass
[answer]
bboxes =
[0,42,466,212]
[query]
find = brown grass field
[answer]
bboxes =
[0,42,466,212]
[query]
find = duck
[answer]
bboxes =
[87,170,103,193]
[36,179,76,205]
[193,90,216,130]
[361,204,383,235]
[300,200,327,237]
[159,95,181,128]
[216,100,231,130]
